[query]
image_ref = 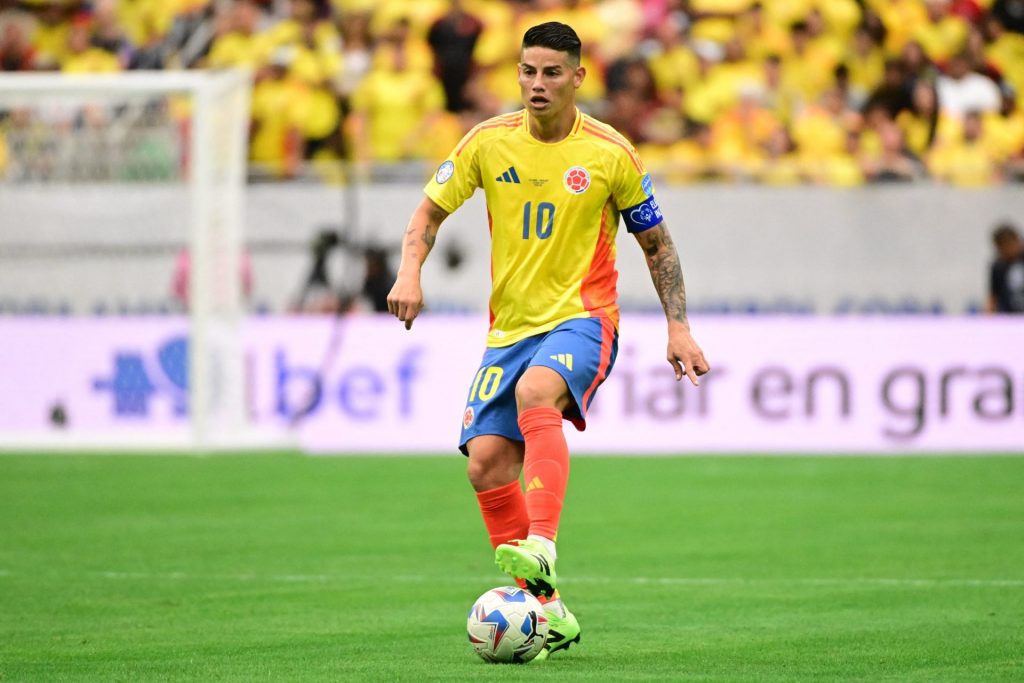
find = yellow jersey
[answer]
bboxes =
[425,109,662,348]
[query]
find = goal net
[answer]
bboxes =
[0,71,257,451]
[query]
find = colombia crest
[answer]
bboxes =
[563,166,590,194]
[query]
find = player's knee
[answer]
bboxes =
[466,458,491,490]
[514,376,559,411]
[466,445,519,491]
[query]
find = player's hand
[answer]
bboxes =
[667,321,709,386]
[387,273,424,330]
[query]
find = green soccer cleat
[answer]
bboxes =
[495,538,557,598]
[533,604,581,662]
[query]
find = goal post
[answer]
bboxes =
[0,70,259,451]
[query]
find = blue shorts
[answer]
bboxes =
[459,317,619,455]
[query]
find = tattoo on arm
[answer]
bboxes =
[637,225,687,323]
[403,202,446,261]
[404,224,436,252]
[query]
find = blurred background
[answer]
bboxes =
[0,0,1022,452]
[2,8,1021,677]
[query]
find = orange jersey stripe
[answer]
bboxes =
[487,208,496,328]
[583,117,631,145]
[456,114,523,156]
[579,204,618,322]
[581,124,643,172]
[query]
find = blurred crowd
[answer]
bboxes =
[1,0,1023,186]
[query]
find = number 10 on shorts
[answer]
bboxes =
[469,366,504,402]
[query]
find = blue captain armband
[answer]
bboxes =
[621,195,664,233]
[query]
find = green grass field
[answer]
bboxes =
[1,454,1022,682]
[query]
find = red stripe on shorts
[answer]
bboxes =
[581,317,615,412]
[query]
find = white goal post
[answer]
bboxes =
[0,71,259,451]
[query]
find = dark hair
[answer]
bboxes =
[993,221,1020,246]
[522,22,582,65]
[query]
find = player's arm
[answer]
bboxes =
[633,223,710,385]
[387,196,450,330]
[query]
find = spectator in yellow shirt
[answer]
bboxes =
[249,59,307,178]
[206,0,270,70]
[264,0,343,84]
[754,127,805,185]
[792,87,857,165]
[31,3,72,66]
[645,15,701,111]
[897,80,951,157]
[913,0,969,64]
[734,2,791,61]
[981,84,1024,165]
[661,123,718,184]
[781,21,838,109]
[710,84,781,178]
[861,118,922,182]
[928,110,1001,185]
[984,15,1024,108]
[62,20,120,73]
[871,0,928,56]
[811,128,866,187]
[844,25,886,110]
[348,28,445,166]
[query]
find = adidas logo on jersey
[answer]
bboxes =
[495,166,521,184]
[549,354,574,371]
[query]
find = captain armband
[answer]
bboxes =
[621,195,664,233]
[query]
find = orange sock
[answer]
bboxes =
[475,480,529,551]
[518,406,569,542]
[474,478,560,605]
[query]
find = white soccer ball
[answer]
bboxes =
[467,586,549,663]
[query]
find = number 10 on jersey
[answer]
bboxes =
[522,201,555,240]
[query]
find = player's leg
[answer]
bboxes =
[479,370,577,659]
[466,435,529,550]
[496,317,616,589]
[497,318,617,658]
[461,360,570,616]
[493,365,569,597]
[459,341,541,588]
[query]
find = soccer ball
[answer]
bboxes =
[467,586,549,663]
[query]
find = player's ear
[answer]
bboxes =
[573,65,586,88]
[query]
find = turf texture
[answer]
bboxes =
[0,454,1022,682]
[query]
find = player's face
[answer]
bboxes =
[518,47,584,120]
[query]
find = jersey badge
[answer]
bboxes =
[435,160,455,184]
[563,166,591,194]
[641,173,654,197]
[463,406,475,429]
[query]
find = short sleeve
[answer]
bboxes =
[424,127,482,214]
[610,149,664,233]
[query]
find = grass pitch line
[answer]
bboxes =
[1,569,1021,589]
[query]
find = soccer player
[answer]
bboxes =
[387,22,709,660]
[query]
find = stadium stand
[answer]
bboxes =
[0,0,1022,185]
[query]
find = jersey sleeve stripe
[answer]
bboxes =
[581,124,644,172]
[455,115,524,156]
